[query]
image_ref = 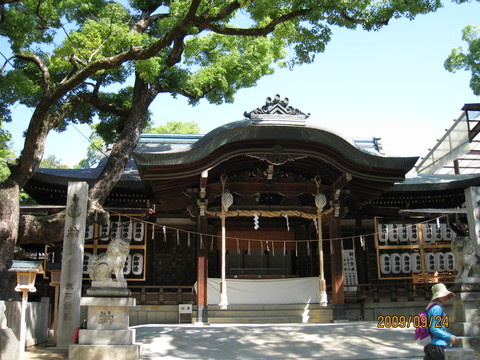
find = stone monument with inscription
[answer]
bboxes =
[69,227,142,359]
[57,182,89,349]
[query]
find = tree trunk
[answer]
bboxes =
[88,75,158,206]
[0,106,54,300]
[2,75,159,299]
[0,180,21,300]
[17,211,66,245]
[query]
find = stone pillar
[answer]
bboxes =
[465,186,480,256]
[451,284,480,352]
[449,187,480,352]
[57,182,88,348]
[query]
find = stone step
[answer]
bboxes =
[191,304,333,324]
[194,315,330,324]
[204,304,326,311]
[204,309,327,317]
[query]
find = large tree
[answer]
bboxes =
[0,0,449,299]
[445,24,480,95]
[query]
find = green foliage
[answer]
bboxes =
[19,190,38,205]
[145,121,200,134]
[75,125,107,168]
[40,154,69,169]
[0,128,15,182]
[77,121,200,168]
[0,0,451,174]
[445,25,480,96]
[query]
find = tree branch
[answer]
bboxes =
[0,55,15,75]
[186,0,202,20]
[45,95,85,128]
[203,1,242,22]
[85,92,128,118]
[35,0,50,29]
[16,53,51,95]
[166,36,186,66]
[339,10,388,26]
[197,8,311,36]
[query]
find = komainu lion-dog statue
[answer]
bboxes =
[451,236,480,281]
[88,238,130,281]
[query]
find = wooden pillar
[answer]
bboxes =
[18,289,28,360]
[329,215,345,319]
[196,215,208,323]
[317,211,328,306]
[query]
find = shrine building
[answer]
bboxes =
[20,97,480,324]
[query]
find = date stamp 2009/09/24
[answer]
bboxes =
[377,315,449,328]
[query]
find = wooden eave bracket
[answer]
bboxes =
[328,172,352,217]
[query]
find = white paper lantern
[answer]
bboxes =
[399,224,409,242]
[378,224,388,243]
[425,252,436,272]
[400,253,411,273]
[99,223,110,241]
[380,254,391,274]
[434,252,446,272]
[390,253,401,274]
[408,224,419,244]
[422,224,434,244]
[388,224,399,243]
[411,253,421,273]
[132,253,144,275]
[85,225,94,240]
[110,221,121,240]
[445,252,456,272]
[121,221,132,240]
[133,221,144,242]
[83,253,92,275]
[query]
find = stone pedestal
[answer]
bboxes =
[451,282,480,352]
[445,348,475,360]
[86,280,132,297]
[69,284,141,360]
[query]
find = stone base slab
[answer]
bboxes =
[79,329,136,345]
[445,347,475,360]
[86,287,131,297]
[69,344,142,360]
[451,322,480,337]
[81,296,135,307]
[91,280,128,288]
[459,336,480,352]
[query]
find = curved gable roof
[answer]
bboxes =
[133,119,417,182]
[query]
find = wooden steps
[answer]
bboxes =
[192,304,333,324]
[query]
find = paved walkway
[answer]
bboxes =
[25,321,478,359]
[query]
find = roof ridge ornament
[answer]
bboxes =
[244,94,310,126]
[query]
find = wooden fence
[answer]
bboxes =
[129,285,196,305]
[0,298,50,346]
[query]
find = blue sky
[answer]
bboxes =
[5,1,480,167]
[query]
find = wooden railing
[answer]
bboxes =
[342,281,455,303]
[128,285,196,305]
